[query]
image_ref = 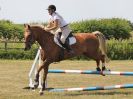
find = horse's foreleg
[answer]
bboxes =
[34,59,49,89]
[34,65,44,89]
[39,65,49,95]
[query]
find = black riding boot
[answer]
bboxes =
[62,39,74,53]
[57,32,74,54]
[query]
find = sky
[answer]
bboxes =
[0,0,133,24]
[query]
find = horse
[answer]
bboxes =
[24,24,110,95]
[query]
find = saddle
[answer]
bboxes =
[56,32,76,61]
[57,32,74,48]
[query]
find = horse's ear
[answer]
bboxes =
[24,24,30,29]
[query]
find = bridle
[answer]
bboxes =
[25,30,35,47]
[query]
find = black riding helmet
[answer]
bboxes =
[47,5,56,11]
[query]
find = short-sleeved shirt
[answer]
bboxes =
[49,12,68,28]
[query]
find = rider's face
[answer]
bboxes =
[48,9,53,15]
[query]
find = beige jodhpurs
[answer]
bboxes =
[55,25,71,44]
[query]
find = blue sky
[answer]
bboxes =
[0,0,133,23]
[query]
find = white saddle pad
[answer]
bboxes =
[54,36,76,48]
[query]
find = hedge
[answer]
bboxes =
[0,48,37,60]
[107,39,133,60]
[70,18,132,40]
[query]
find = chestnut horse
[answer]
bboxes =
[24,24,109,95]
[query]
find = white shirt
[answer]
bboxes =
[49,12,68,28]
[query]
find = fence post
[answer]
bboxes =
[4,41,7,51]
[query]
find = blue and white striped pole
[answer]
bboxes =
[48,69,133,76]
[49,84,133,92]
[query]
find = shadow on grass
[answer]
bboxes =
[63,90,133,96]
[23,86,54,90]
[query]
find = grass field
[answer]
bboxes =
[0,60,133,99]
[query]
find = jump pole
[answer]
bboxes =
[49,84,133,92]
[48,69,133,76]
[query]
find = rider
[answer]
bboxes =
[44,5,73,53]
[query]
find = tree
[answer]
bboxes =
[0,20,24,41]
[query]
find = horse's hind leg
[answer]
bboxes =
[84,53,101,71]
[101,55,108,71]
[96,59,107,76]
[96,60,101,71]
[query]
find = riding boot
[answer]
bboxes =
[63,39,74,54]
[57,33,74,54]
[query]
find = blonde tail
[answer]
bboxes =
[92,31,110,63]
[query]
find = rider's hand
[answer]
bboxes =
[44,27,50,32]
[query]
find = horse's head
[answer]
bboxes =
[24,24,35,51]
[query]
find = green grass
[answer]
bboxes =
[0,60,133,99]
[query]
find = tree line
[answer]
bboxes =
[0,18,133,41]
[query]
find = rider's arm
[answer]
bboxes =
[45,19,58,31]
[46,20,53,28]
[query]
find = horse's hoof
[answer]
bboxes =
[34,80,39,89]
[102,66,111,71]
[34,84,39,89]
[102,66,106,71]
[96,67,101,71]
[34,83,39,89]
[39,91,44,95]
